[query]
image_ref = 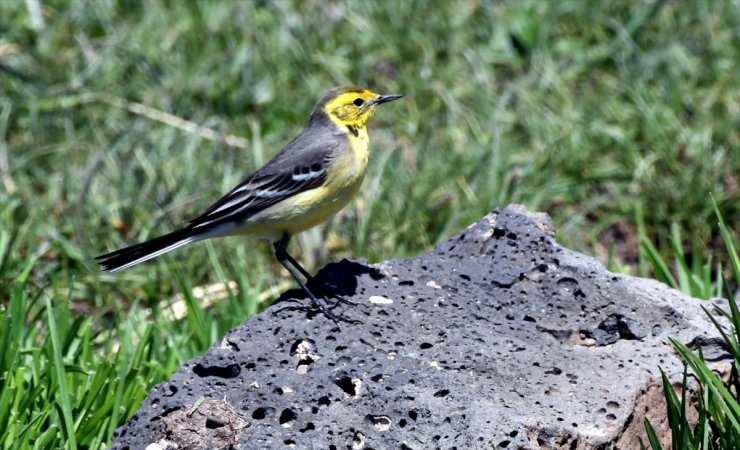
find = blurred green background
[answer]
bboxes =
[0,0,738,447]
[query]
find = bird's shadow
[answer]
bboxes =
[273,259,384,317]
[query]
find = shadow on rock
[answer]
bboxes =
[274,258,384,309]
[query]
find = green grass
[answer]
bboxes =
[641,201,740,450]
[1,0,738,448]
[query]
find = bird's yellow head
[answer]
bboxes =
[310,86,403,128]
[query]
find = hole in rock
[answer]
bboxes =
[299,422,315,432]
[434,389,450,397]
[353,431,366,447]
[296,357,316,373]
[290,339,313,357]
[193,363,241,379]
[252,407,272,420]
[165,385,178,396]
[160,407,179,418]
[371,374,387,382]
[205,416,226,429]
[279,408,297,427]
[365,415,391,431]
[334,376,361,397]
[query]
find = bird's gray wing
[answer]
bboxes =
[187,128,342,229]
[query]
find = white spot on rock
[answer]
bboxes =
[369,415,391,431]
[352,431,366,449]
[369,295,393,305]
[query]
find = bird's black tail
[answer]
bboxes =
[95,228,200,272]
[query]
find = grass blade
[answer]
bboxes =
[45,295,78,449]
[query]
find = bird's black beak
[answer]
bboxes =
[374,94,404,105]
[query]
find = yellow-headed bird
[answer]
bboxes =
[96,86,402,321]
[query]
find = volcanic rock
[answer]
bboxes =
[110,205,728,449]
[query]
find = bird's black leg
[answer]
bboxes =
[273,234,358,323]
[274,234,313,280]
[276,238,358,307]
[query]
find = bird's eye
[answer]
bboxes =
[353,98,364,107]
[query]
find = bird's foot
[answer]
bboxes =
[274,303,361,325]
[309,277,360,307]
[273,295,361,325]
[317,289,359,307]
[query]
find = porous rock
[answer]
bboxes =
[110,205,728,449]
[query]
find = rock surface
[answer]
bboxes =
[110,205,728,450]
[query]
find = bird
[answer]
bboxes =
[96,86,402,321]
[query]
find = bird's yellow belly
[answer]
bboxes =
[280,180,363,233]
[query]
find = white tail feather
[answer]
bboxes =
[107,236,199,272]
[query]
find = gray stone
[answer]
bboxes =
[110,205,729,449]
